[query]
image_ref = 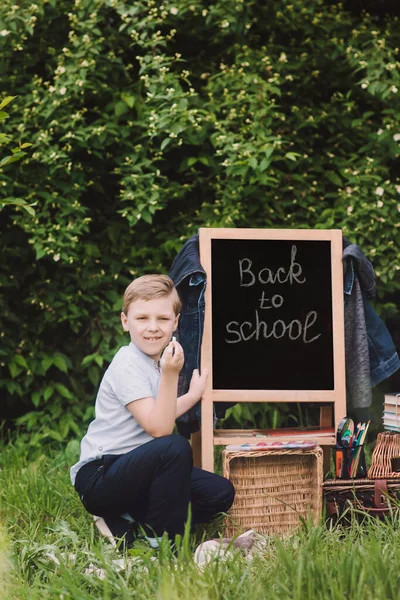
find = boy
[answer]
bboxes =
[71,274,234,549]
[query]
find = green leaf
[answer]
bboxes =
[284,152,300,162]
[141,210,153,224]
[35,248,46,260]
[326,171,342,187]
[0,96,16,110]
[0,151,26,167]
[0,111,9,120]
[1,197,28,206]
[54,383,73,399]
[32,391,41,408]
[88,366,100,387]
[1,198,36,216]
[14,354,28,369]
[94,355,104,367]
[53,355,68,373]
[90,329,102,346]
[41,357,53,373]
[9,362,22,379]
[43,386,54,401]
[160,138,171,151]
[259,158,270,172]
[121,93,135,108]
[47,429,63,441]
[21,204,35,216]
[264,146,274,159]
[81,354,95,367]
[114,101,128,117]
[249,158,258,169]
[170,123,184,135]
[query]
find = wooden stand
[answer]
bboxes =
[199,228,346,472]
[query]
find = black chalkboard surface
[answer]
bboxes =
[211,238,334,391]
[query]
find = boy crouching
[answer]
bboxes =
[71,274,234,549]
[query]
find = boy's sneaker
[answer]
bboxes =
[93,515,136,549]
[193,529,267,567]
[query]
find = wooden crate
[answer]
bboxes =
[222,447,323,536]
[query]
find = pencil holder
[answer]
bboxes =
[333,445,366,479]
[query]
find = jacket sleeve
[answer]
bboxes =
[344,271,373,410]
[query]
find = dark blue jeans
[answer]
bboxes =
[74,434,235,539]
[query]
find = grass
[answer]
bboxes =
[1,438,400,599]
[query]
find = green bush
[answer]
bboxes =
[0,95,33,214]
[0,0,399,438]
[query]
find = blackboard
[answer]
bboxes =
[210,238,334,391]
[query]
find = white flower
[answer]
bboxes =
[377,200,383,208]
[53,254,60,262]
[361,82,368,89]
[375,187,384,196]
[59,87,67,95]
[393,133,400,142]
[279,52,288,62]
[0,30,9,36]
[347,206,353,214]
[396,185,400,194]
[377,129,383,135]
[391,85,398,93]
[170,7,178,15]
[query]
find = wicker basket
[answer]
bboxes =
[222,447,323,537]
[323,478,400,523]
[368,432,400,479]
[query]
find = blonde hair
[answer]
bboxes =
[122,274,181,316]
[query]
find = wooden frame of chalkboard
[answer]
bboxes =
[199,228,346,472]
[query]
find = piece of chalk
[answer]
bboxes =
[172,336,176,342]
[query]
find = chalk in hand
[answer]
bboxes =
[172,336,176,356]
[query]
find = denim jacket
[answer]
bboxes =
[168,235,206,437]
[170,234,400,432]
[169,234,235,437]
[343,238,400,411]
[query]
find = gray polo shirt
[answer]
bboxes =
[70,342,159,485]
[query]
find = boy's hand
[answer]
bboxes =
[188,368,209,402]
[160,340,184,374]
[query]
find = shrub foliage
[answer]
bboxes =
[0,0,399,438]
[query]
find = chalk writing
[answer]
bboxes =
[225,310,321,344]
[258,292,284,309]
[224,244,321,344]
[239,245,306,287]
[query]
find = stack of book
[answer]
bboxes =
[383,394,400,432]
